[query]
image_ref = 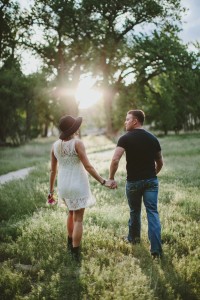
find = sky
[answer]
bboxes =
[19,0,200,74]
[179,0,200,44]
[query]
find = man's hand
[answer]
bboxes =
[105,179,117,189]
[155,151,164,175]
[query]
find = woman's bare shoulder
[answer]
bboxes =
[75,138,85,151]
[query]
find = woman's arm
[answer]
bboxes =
[75,139,106,185]
[49,147,58,194]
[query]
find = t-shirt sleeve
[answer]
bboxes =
[156,139,161,152]
[117,135,127,149]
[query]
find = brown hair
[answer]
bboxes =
[127,110,145,125]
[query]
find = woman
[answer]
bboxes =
[48,115,110,259]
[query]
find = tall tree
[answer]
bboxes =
[22,72,52,139]
[20,0,184,134]
[23,0,94,117]
[0,58,51,144]
[0,0,22,63]
[0,58,25,144]
[82,0,183,134]
[117,29,199,134]
[0,1,24,144]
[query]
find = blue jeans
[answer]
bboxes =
[125,178,162,255]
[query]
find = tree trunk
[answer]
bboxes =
[67,95,78,116]
[25,101,31,141]
[57,38,79,117]
[103,87,116,136]
[43,122,48,137]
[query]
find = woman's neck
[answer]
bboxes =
[62,134,76,141]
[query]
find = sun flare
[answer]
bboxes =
[75,78,102,109]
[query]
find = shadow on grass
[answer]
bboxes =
[57,252,83,300]
[133,244,198,300]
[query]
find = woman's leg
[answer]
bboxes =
[67,210,74,238]
[67,210,74,250]
[72,208,85,247]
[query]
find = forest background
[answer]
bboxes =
[0,0,200,145]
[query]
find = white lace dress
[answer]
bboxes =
[53,139,96,210]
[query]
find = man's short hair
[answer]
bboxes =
[127,110,145,124]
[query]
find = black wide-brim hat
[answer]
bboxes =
[59,115,82,140]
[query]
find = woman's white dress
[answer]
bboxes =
[53,139,96,210]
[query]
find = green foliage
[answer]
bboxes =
[26,0,92,116]
[82,0,183,133]
[1,0,199,137]
[22,72,55,139]
[0,0,21,62]
[115,30,200,134]
[20,0,185,134]
[0,60,52,144]
[112,84,139,131]
[144,47,200,133]
[0,59,25,144]
[0,135,200,299]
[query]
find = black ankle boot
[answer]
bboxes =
[71,246,81,262]
[67,236,73,250]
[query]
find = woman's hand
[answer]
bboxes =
[105,179,117,189]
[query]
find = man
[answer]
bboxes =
[109,110,163,259]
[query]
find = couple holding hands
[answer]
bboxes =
[48,110,163,260]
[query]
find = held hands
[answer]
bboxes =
[104,179,117,189]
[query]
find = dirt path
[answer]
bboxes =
[0,167,34,185]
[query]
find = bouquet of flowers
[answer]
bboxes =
[47,192,57,205]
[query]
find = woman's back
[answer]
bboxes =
[54,139,79,166]
[53,138,95,210]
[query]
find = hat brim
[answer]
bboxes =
[59,117,82,140]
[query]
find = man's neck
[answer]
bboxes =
[133,124,143,129]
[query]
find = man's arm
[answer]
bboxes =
[155,151,163,175]
[109,146,125,180]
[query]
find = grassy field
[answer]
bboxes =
[0,137,56,175]
[0,133,200,300]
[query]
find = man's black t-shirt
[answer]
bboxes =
[117,129,161,181]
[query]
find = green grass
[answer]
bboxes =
[0,133,200,299]
[0,137,56,175]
